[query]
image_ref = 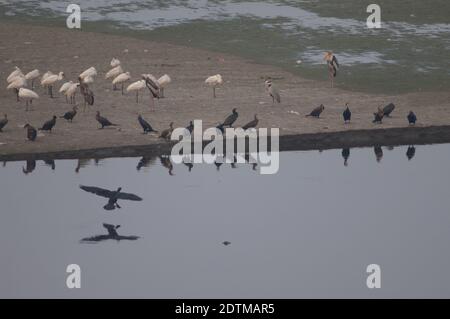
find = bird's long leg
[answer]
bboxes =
[161,88,165,98]
[113,84,117,91]
[149,95,155,109]
[213,87,216,98]
[25,100,29,111]
[136,91,139,103]
[121,84,124,95]
[50,86,54,98]
[15,89,19,102]
[31,80,34,90]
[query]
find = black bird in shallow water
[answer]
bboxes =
[61,106,77,122]
[242,114,259,130]
[406,146,416,161]
[24,124,37,141]
[383,103,395,117]
[342,148,350,166]
[222,108,238,127]
[343,103,351,123]
[138,115,157,134]
[407,111,417,125]
[96,111,118,129]
[374,146,383,163]
[306,104,325,118]
[79,185,143,211]
[80,224,139,243]
[0,114,8,132]
[39,115,57,132]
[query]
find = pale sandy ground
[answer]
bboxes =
[1,22,450,157]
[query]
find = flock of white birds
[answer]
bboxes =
[5,57,225,110]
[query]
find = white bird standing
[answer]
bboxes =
[110,58,121,67]
[41,72,64,98]
[112,72,131,95]
[40,71,54,94]
[7,67,23,83]
[126,79,146,103]
[82,75,95,85]
[105,65,124,90]
[59,81,74,102]
[18,87,39,111]
[79,67,97,80]
[65,82,79,105]
[24,69,40,89]
[7,76,27,101]
[205,74,223,98]
[157,74,171,98]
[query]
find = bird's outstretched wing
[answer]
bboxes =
[116,192,143,201]
[79,185,115,198]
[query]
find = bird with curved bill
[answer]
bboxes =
[79,185,143,211]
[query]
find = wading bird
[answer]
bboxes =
[142,74,161,107]
[324,51,339,88]
[24,124,37,141]
[265,79,281,104]
[39,115,57,133]
[205,74,223,98]
[343,103,351,123]
[222,108,238,128]
[157,74,171,98]
[407,111,417,125]
[79,185,143,211]
[80,224,139,243]
[96,111,118,129]
[7,66,23,83]
[18,88,39,111]
[127,79,146,103]
[242,114,259,130]
[159,122,174,140]
[306,104,325,118]
[138,114,157,134]
[61,106,77,122]
[105,65,124,90]
[65,82,79,104]
[112,72,131,95]
[0,114,8,132]
[24,69,40,89]
[41,71,64,98]
[110,57,121,67]
[79,67,97,81]
[59,81,74,102]
[7,76,27,101]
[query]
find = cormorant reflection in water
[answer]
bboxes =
[341,148,350,166]
[406,146,416,161]
[374,146,383,163]
[22,159,36,174]
[80,224,139,243]
[44,159,55,170]
[79,185,143,210]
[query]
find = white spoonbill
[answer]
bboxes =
[205,74,223,98]
[7,67,23,83]
[105,65,123,89]
[24,69,40,89]
[126,79,146,103]
[40,71,54,94]
[18,87,39,111]
[157,74,171,98]
[82,75,95,85]
[79,67,97,80]
[110,58,121,67]
[112,72,131,95]
[59,81,74,102]
[65,82,80,104]
[41,71,64,98]
[7,76,27,101]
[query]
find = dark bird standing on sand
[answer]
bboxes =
[242,114,259,130]
[138,115,157,134]
[96,111,118,129]
[186,121,194,134]
[306,104,325,118]
[39,116,57,133]
[407,111,417,125]
[373,108,384,124]
[0,114,8,132]
[222,108,238,128]
[61,106,77,122]
[79,185,143,211]
[406,146,416,161]
[265,79,281,104]
[342,148,350,166]
[24,124,37,141]
[383,103,395,117]
[80,223,140,243]
[343,103,351,123]
[159,122,174,140]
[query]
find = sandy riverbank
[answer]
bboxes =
[1,22,450,159]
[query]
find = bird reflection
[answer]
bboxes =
[183,157,193,172]
[406,146,416,161]
[374,146,383,163]
[22,159,36,174]
[341,148,350,166]
[160,155,174,176]
[44,159,55,170]
[136,156,156,171]
[75,158,91,173]
[79,185,143,211]
[80,224,139,243]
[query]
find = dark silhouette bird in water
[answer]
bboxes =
[343,103,351,123]
[160,155,174,175]
[186,121,194,134]
[136,156,156,171]
[222,108,238,128]
[383,103,395,117]
[22,159,36,174]
[407,111,417,125]
[44,159,56,170]
[265,79,281,104]
[79,185,143,211]
[138,114,157,134]
[96,111,118,129]
[183,159,193,172]
[373,107,384,124]
[39,115,57,133]
[306,104,325,118]
[0,114,8,132]
[374,146,383,163]
[222,241,231,246]
[24,124,37,141]
[61,106,77,122]
[80,223,140,243]
[159,122,174,140]
[406,146,416,161]
[242,114,259,130]
[342,148,350,166]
